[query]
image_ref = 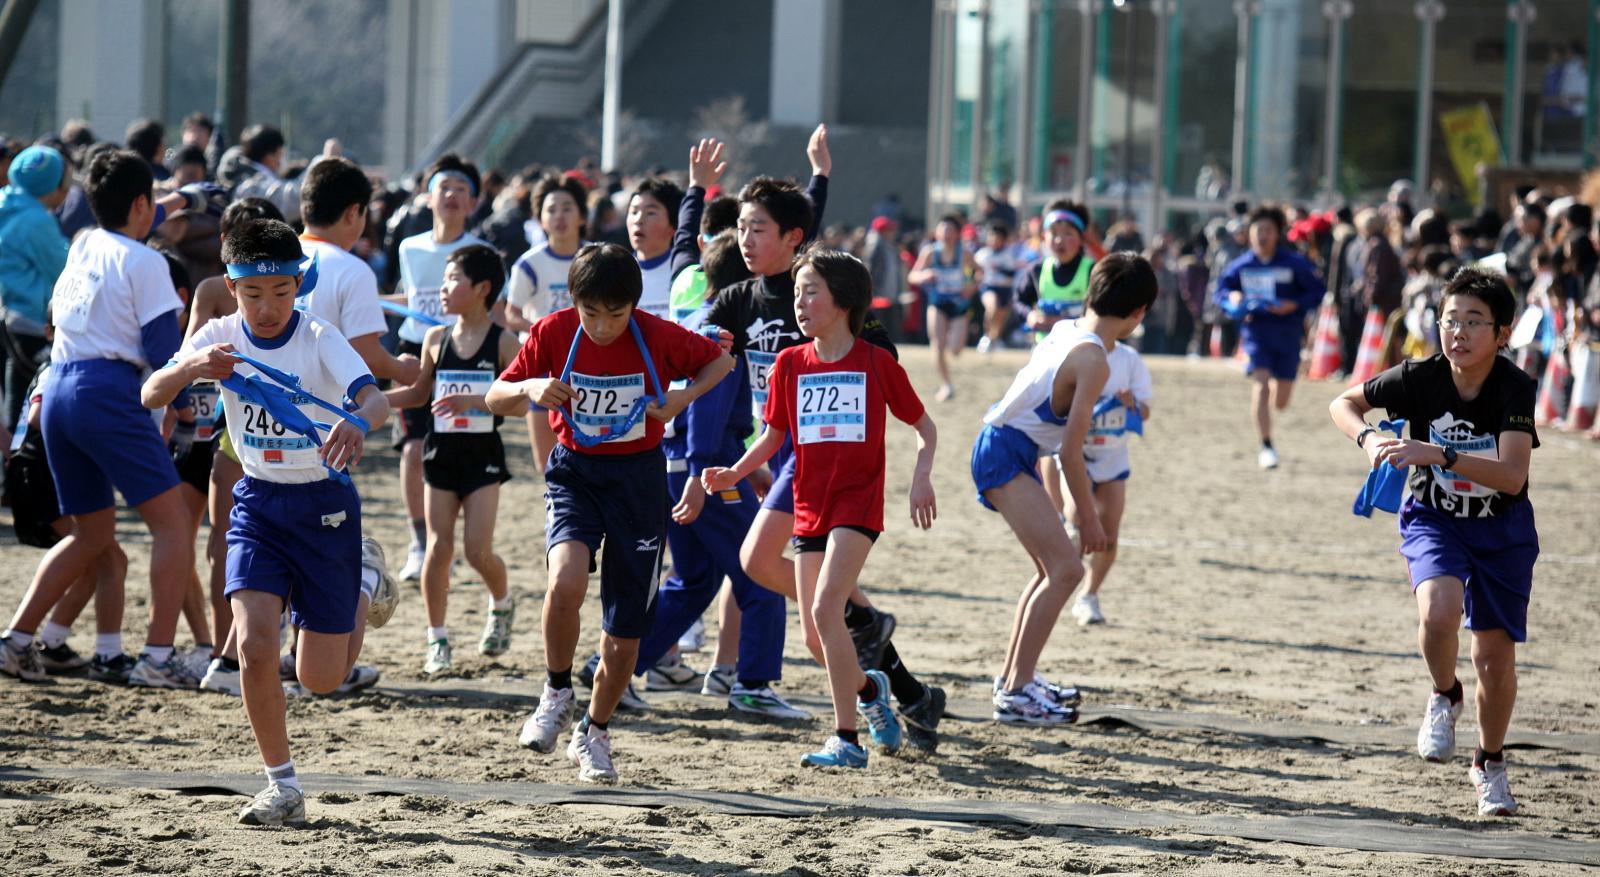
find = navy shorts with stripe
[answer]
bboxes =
[225,476,363,634]
[543,443,667,638]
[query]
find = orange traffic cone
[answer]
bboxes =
[1347,309,1387,386]
[1307,299,1342,380]
[1565,341,1599,431]
[1536,348,1570,426]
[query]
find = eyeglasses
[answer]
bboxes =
[1438,318,1494,333]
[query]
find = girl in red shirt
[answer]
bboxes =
[705,248,937,769]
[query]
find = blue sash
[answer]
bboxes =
[221,351,370,484]
[1351,419,1407,517]
[555,319,666,447]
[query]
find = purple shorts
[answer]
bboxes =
[1398,496,1537,642]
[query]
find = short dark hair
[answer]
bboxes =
[124,119,164,161]
[1441,267,1515,328]
[221,197,285,237]
[182,112,214,134]
[446,244,505,301]
[986,220,1012,238]
[86,149,154,229]
[171,144,207,169]
[1521,202,1546,224]
[300,156,373,227]
[702,195,739,236]
[738,176,812,239]
[569,242,641,309]
[1085,251,1158,318]
[241,125,286,163]
[702,230,751,293]
[937,213,963,229]
[531,172,589,221]
[1248,205,1287,234]
[423,152,482,199]
[159,249,192,298]
[633,177,684,219]
[220,219,304,267]
[792,246,873,336]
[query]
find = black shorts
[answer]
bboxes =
[982,285,1014,308]
[930,295,975,319]
[173,438,216,493]
[422,431,511,498]
[4,433,60,548]
[792,525,880,554]
[392,340,432,450]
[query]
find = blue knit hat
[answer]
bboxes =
[9,145,65,198]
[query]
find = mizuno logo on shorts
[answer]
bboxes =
[635,537,659,552]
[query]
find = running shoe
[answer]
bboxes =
[479,600,515,657]
[128,652,203,689]
[898,683,946,754]
[645,655,701,691]
[993,685,1075,725]
[1032,672,1083,708]
[858,668,903,753]
[728,684,811,720]
[616,682,651,712]
[701,665,736,697]
[423,639,451,675]
[800,735,868,769]
[397,543,425,582]
[237,783,306,827]
[179,647,213,681]
[362,536,400,629]
[848,606,896,673]
[677,618,706,654]
[1469,759,1518,817]
[279,652,297,682]
[1417,690,1463,762]
[518,684,575,753]
[0,637,45,682]
[200,659,242,696]
[1258,446,1280,469]
[37,641,90,673]
[567,720,618,784]
[88,653,136,684]
[976,336,993,355]
[1070,593,1105,626]
[576,652,601,689]
[336,664,380,694]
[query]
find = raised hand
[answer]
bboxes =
[688,138,728,190]
[807,123,832,177]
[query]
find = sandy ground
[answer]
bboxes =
[2,347,1597,876]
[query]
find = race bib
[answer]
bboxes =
[748,349,777,420]
[191,385,222,442]
[53,268,100,333]
[1086,400,1132,452]
[432,369,495,434]
[1429,433,1499,500]
[569,371,646,443]
[408,285,445,321]
[1240,268,1279,304]
[238,396,320,469]
[796,371,866,445]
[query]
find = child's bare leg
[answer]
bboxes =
[234,590,290,766]
[1471,629,1516,753]
[422,487,461,630]
[986,475,1084,691]
[543,541,592,674]
[1084,480,1126,596]
[711,581,740,668]
[461,485,508,602]
[1415,577,1464,692]
[803,531,876,732]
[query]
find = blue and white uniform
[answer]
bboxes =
[395,231,489,345]
[636,250,673,321]
[506,242,580,338]
[924,243,971,317]
[1079,342,1152,484]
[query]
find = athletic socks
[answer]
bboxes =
[360,566,380,599]
[1261,438,1274,450]
[856,676,879,703]
[426,626,448,644]
[837,729,860,745]
[266,760,301,791]
[219,656,240,672]
[39,621,71,649]
[94,632,122,660]
[879,644,924,705]
[843,601,874,630]
[586,714,608,732]
[549,668,573,691]
[410,518,427,548]
[1473,746,1503,768]
[491,595,513,611]
[144,645,174,665]
[4,629,34,649]
[737,678,770,690]
[1437,678,1464,705]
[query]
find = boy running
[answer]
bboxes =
[1330,268,1537,817]
[908,215,977,401]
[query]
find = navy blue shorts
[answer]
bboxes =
[225,476,362,634]
[970,424,1041,511]
[43,359,179,516]
[1398,497,1538,642]
[1240,327,1302,381]
[759,439,796,515]
[543,443,667,638]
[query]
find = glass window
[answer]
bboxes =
[1091,1,1158,209]
[1249,0,1328,201]
[1524,1,1590,166]
[1165,0,1240,204]
[1339,0,1420,199]
[949,0,984,190]
[1429,0,1512,207]
[1033,0,1087,195]
[981,0,1030,189]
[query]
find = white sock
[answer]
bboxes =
[265,760,301,791]
[39,621,71,649]
[144,645,174,665]
[426,626,448,643]
[360,566,380,599]
[4,629,33,649]
[491,594,513,611]
[94,632,123,659]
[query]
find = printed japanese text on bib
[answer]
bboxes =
[408,285,446,324]
[238,394,321,469]
[53,268,99,333]
[1086,398,1132,453]
[433,369,495,433]
[1426,413,1500,515]
[796,371,866,445]
[1240,268,1283,304]
[569,371,646,443]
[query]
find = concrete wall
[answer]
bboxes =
[55,0,165,141]
[621,0,774,120]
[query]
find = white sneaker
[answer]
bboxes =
[397,544,425,582]
[423,639,451,675]
[645,655,701,691]
[362,536,400,629]
[128,652,203,690]
[1417,690,1463,762]
[336,664,380,694]
[976,336,993,355]
[616,683,651,712]
[518,684,575,753]
[1071,593,1105,626]
[1258,446,1279,469]
[200,659,242,696]
[677,618,706,654]
[479,600,515,657]
[728,684,811,720]
[1031,672,1083,707]
[567,721,618,784]
[0,636,46,682]
[701,665,736,697]
[237,782,306,827]
[993,685,1075,725]
[179,647,213,680]
[1469,759,1518,816]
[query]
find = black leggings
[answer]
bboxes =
[0,325,48,432]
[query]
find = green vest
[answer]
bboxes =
[1038,256,1093,312]
[670,265,708,324]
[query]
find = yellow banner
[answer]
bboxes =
[1438,103,1502,205]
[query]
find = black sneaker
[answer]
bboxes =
[87,653,137,684]
[848,607,896,672]
[37,642,90,673]
[898,683,946,754]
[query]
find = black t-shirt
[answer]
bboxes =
[1015,253,1086,309]
[1362,354,1538,518]
[706,271,897,359]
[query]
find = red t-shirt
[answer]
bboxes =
[500,308,722,455]
[763,338,926,537]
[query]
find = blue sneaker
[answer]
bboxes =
[858,668,903,753]
[800,735,869,769]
